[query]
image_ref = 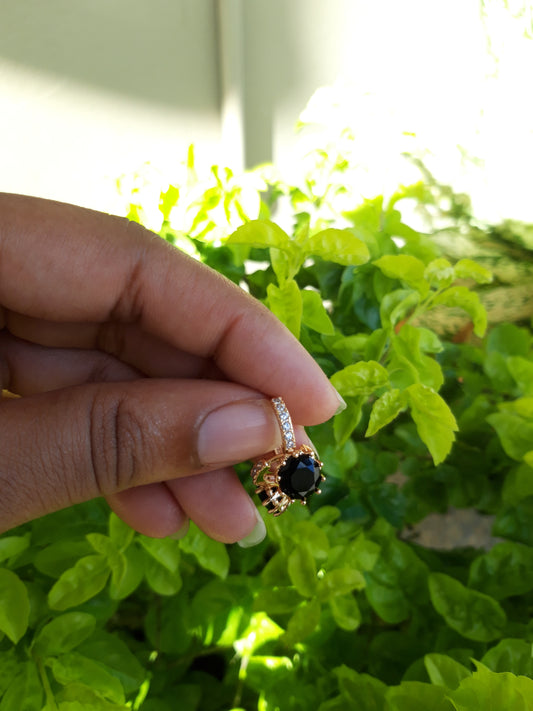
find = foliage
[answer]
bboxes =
[3,140,533,710]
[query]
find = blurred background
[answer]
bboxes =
[0,0,532,223]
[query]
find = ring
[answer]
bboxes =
[251,397,324,516]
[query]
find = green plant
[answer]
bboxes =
[2,140,533,710]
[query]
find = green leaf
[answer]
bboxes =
[301,289,335,334]
[267,280,303,338]
[428,572,506,642]
[320,438,358,479]
[405,384,458,465]
[484,350,517,393]
[454,258,493,284]
[145,595,190,655]
[330,360,389,397]
[498,397,533,419]
[108,544,144,600]
[380,289,421,330]
[329,595,362,631]
[493,498,533,546]
[374,255,428,294]
[333,665,387,710]
[424,654,471,690]
[0,661,42,711]
[365,328,389,361]
[432,286,487,337]
[0,568,30,643]
[345,195,383,234]
[482,639,533,677]
[291,521,330,561]
[138,536,180,572]
[244,655,294,696]
[417,327,443,354]
[487,323,530,357]
[0,649,20,696]
[34,540,93,578]
[306,228,370,266]
[0,534,30,564]
[227,220,291,251]
[233,612,283,656]
[140,538,182,596]
[468,542,533,599]
[318,568,365,600]
[159,184,180,222]
[86,533,118,558]
[269,247,289,283]
[318,696,349,711]
[424,258,455,289]
[365,538,428,624]
[52,653,125,705]
[108,514,134,550]
[179,522,230,579]
[507,356,533,396]
[502,463,533,506]
[449,662,533,711]
[287,546,317,597]
[346,534,381,572]
[77,631,146,695]
[523,450,533,468]
[48,555,110,611]
[327,333,368,365]
[386,681,455,711]
[390,325,444,390]
[487,411,533,461]
[366,389,405,437]
[55,682,129,710]
[253,587,304,616]
[32,612,96,657]
[333,396,364,446]
[283,598,321,645]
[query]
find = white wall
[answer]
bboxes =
[0,0,531,222]
[0,0,221,211]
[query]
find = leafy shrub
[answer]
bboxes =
[2,140,533,710]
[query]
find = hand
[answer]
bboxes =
[0,194,341,544]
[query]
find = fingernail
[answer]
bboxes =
[168,521,190,540]
[237,508,267,548]
[333,389,347,414]
[197,399,281,466]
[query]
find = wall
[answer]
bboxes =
[0,1,530,222]
[0,0,221,211]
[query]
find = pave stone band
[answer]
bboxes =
[251,397,324,516]
[271,396,296,451]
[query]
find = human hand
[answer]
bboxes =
[0,194,341,544]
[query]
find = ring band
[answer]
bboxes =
[271,396,296,452]
[251,397,324,516]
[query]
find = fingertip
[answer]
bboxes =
[106,483,188,539]
[166,468,260,544]
[237,506,266,548]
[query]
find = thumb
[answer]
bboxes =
[0,380,283,532]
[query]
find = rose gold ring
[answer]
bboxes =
[251,397,324,516]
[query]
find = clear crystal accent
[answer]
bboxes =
[271,397,296,452]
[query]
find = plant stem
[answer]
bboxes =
[34,654,58,711]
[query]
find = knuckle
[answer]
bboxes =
[88,392,148,493]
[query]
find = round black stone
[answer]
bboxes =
[278,454,322,501]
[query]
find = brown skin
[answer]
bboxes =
[0,193,339,542]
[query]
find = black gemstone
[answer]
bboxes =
[278,454,322,501]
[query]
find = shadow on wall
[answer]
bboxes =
[0,0,219,110]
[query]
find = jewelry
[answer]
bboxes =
[251,397,324,516]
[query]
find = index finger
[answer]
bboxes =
[0,193,341,423]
